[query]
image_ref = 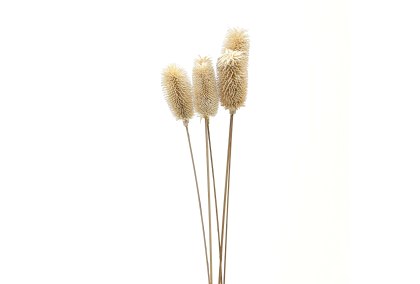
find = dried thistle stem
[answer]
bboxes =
[184,121,210,284]
[207,122,221,248]
[223,114,234,284]
[218,112,234,284]
[205,118,213,284]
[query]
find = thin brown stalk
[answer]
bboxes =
[218,113,234,284]
[205,118,213,284]
[222,174,230,284]
[207,122,221,248]
[185,122,210,284]
[223,113,234,284]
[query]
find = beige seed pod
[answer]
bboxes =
[223,28,250,57]
[162,64,194,121]
[217,49,247,112]
[192,56,218,118]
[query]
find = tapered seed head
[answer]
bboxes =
[192,56,218,118]
[217,49,247,111]
[162,64,194,121]
[223,28,250,57]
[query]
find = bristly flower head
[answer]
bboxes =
[217,28,249,112]
[192,56,218,118]
[217,49,247,112]
[223,28,250,57]
[162,64,194,121]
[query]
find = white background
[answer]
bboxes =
[1,0,419,283]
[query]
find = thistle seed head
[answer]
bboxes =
[162,64,194,121]
[192,56,218,118]
[217,49,247,112]
[223,28,250,57]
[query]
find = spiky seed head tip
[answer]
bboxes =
[192,56,218,118]
[223,28,250,56]
[162,64,194,121]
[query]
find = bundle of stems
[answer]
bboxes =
[161,28,249,284]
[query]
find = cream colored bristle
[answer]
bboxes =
[217,49,247,112]
[162,64,194,121]
[193,56,218,118]
[223,28,250,57]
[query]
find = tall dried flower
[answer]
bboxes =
[217,29,250,284]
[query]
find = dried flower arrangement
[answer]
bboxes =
[161,28,249,284]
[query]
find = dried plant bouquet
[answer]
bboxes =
[161,28,249,284]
